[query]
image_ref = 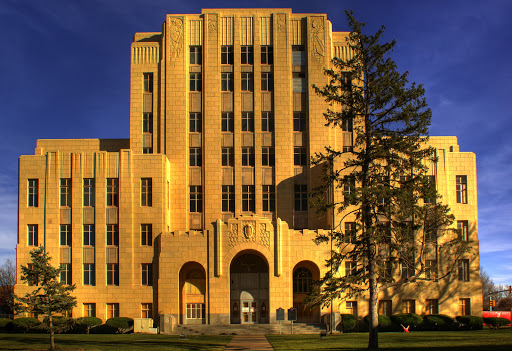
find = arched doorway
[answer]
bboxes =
[293,261,321,323]
[179,262,206,324]
[230,252,269,324]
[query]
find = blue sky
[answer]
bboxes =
[1,0,511,286]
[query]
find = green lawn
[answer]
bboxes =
[267,329,512,351]
[0,333,232,351]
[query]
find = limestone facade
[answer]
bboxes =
[16,8,482,326]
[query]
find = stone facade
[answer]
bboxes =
[16,9,482,327]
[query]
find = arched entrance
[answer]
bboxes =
[179,262,206,324]
[293,261,321,323]
[230,252,269,324]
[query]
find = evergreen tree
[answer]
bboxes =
[309,11,469,349]
[13,247,76,351]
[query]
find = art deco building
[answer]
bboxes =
[16,8,482,329]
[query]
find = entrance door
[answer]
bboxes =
[241,300,257,324]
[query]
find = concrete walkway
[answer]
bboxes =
[224,335,274,350]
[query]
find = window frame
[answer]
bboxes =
[241,147,255,167]
[189,112,202,133]
[221,46,234,64]
[106,178,119,207]
[262,147,275,167]
[458,259,470,281]
[241,73,253,92]
[189,45,202,65]
[261,73,273,91]
[189,73,202,92]
[141,263,153,286]
[60,224,72,246]
[242,185,255,212]
[60,178,72,207]
[260,46,273,65]
[27,224,38,246]
[293,112,306,132]
[106,263,119,286]
[222,147,234,167]
[221,112,234,132]
[294,147,307,166]
[189,148,203,167]
[241,45,254,65]
[294,184,308,212]
[261,112,274,132]
[28,179,38,207]
[262,185,275,212]
[83,263,95,286]
[106,224,119,247]
[60,263,72,285]
[83,224,95,246]
[457,220,469,241]
[143,73,153,93]
[222,185,235,213]
[221,72,234,92]
[83,178,95,207]
[141,178,153,207]
[141,224,152,246]
[241,112,254,132]
[190,186,203,213]
[456,175,468,204]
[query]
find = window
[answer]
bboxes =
[143,73,153,93]
[402,300,416,314]
[457,220,469,241]
[107,264,119,286]
[292,45,305,65]
[378,300,392,316]
[141,224,152,246]
[261,46,273,64]
[241,112,254,132]
[189,113,202,133]
[262,147,275,167]
[28,179,38,207]
[293,112,306,132]
[241,46,254,64]
[141,303,152,318]
[106,225,119,246]
[262,185,275,212]
[345,261,357,276]
[221,112,234,132]
[60,264,72,285]
[346,301,357,316]
[401,255,415,281]
[141,178,152,206]
[83,178,95,207]
[143,113,153,133]
[261,73,273,91]
[83,225,95,246]
[83,264,95,286]
[60,178,72,207]
[186,303,205,320]
[242,147,254,166]
[241,73,253,92]
[342,117,353,132]
[189,148,202,167]
[294,185,308,212]
[189,46,202,65]
[261,112,274,132]
[425,299,439,315]
[343,176,356,204]
[424,175,436,204]
[106,303,119,319]
[458,259,470,281]
[27,224,38,246]
[60,225,71,246]
[222,148,234,167]
[222,186,235,213]
[141,263,153,286]
[221,73,234,92]
[83,303,96,317]
[293,73,306,92]
[221,46,234,64]
[294,147,307,166]
[459,298,470,316]
[242,185,255,212]
[190,186,202,213]
[189,73,202,92]
[456,175,468,204]
[344,222,356,244]
[106,178,119,207]
[293,267,312,293]
[425,259,437,280]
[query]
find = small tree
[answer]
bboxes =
[0,259,16,315]
[13,247,76,350]
[309,11,469,349]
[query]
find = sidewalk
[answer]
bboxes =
[224,335,274,350]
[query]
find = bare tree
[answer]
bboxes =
[0,259,16,314]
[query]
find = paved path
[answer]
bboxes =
[224,335,274,350]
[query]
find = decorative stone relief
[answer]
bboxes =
[229,223,238,247]
[208,14,218,34]
[260,223,270,248]
[310,17,325,65]
[277,14,286,33]
[169,17,183,62]
[241,221,256,243]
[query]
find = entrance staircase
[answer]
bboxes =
[175,322,326,335]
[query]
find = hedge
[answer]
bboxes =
[106,317,134,334]
[0,317,13,329]
[363,315,393,330]
[484,317,511,327]
[456,315,483,330]
[339,314,357,332]
[391,313,422,329]
[12,317,41,332]
[421,314,456,331]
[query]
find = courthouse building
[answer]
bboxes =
[16,8,482,327]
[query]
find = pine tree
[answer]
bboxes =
[13,247,76,351]
[310,11,469,349]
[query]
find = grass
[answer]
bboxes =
[0,333,232,351]
[267,329,512,350]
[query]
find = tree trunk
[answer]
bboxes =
[49,315,55,351]
[368,256,379,350]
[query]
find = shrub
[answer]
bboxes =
[391,313,423,329]
[12,317,41,333]
[421,314,456,331]
[456,315,483,330]
[42,316,74,333]
[339,314,357,332]
[75,317,102,334]
[484,317,511,327]
[106,317,134,334]
[363,315,393,331]
[0,317,13,330]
